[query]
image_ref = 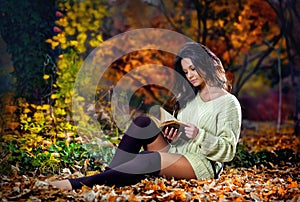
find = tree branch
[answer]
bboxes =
[235,33,282,94]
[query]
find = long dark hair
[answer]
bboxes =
[173,42,228,109]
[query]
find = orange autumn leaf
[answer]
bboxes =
[262,190,274,196]
[287,181,298,189]
[277,187,285,196]
[4,105,18,114]
[235,197,244,202]
[237,187,245,195]
[173,190,186,200]
[6,122,19,130]
[107,195,118,202]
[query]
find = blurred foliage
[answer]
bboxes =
[0,0,113,175]
[230,144,299,168]
[0,0,56,103]
[0,137,115,175]
[231,121,299,167]
[46,0,107,55]
[47,0,110,139]
[109,0,289,96]
[102,49,176,114]
[18,99,75,141]
[0,37,14,94]
[108,0,300,132]
[47,0,108,114]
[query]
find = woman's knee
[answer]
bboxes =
[144,133,169,152]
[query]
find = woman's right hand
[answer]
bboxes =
[164,127,182,143]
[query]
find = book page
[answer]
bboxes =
[149,107,177,128]
[160,107,177,122]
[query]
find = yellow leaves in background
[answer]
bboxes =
[56,16,68,27]
[48,0,108,53]
[10,0,107,149]
[69,40,78,47]
[20,133,44,149]
[16,95,77,153]
[65,27,76,36]
[45,39,59,49]
[76,33,87,44]
[89,34,103,48]
[33,111,45,122]
[43,74,50,80]
[54,108,66,116]
[41,104,51,111]
[50,94,58,100]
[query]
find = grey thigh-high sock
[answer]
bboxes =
[69,151,161,189]
[108,115,161,168]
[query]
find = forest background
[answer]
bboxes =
[0,0,299,201]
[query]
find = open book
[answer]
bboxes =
[150,107,189,140]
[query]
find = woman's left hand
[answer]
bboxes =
[184,123,199,140]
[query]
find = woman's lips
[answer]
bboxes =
[190,79,197,83]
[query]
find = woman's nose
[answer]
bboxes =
[187,71,193,78]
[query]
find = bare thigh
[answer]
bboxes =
[144,133,170,152]
[158,152,196,179]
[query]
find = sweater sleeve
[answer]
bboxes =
[193,96,242,162]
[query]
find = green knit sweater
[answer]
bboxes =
[161,93,242,179]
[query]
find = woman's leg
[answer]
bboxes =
[50,116,192,190]
[51,151,161,190]
[158,152,196,179]
[49,152,196,190]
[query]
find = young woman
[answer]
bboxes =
[50,42,242,190]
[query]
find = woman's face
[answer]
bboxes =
[181,58,205,87]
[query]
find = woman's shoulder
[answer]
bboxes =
[213,92,240,108]
[220,93,242,117]
[199,91,238,104]
[225,93,241,106]
[204,92,241,113]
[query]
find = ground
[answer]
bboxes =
[1,121,299,201]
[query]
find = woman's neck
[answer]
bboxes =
[199,85,227,102]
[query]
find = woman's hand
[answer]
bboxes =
[164,127,182,143]
[164,122,199,142]
[184,123,199,140]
